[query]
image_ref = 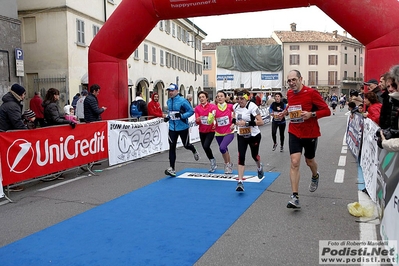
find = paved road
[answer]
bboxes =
[0,109,372,265]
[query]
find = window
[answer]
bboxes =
[328,45,338,50]
[360,57,363,66]
[160,50,164,66]
[197,39,202,51]
[165,20,171,34]
[343,71,347,79]
[203,74,209,87]
[308,55,318,65]
[165,52,170,67]
[344,54,348,64]
[134,49,139,60]
[203,56,211,70]
[354,55,357,65]
[197,63,202,75]
[354,72,357,78]
[159,21,163,31]
[191,34,194,47]
[152,47,156,64]
[182,29,186,43]
[76,19,85,45]
[328,55,338,65]
[93,25,100,37]
[344,46,347,50]
[289,54,300,65]
[354,48,357,52]
[309,45,318,50]
[186,32,190,45]
[172,55,176,69]
[23,17,37,43]
[308,71,318,86]
[328,71,338,85]
[172,23,176,37]
[177,26,181,40]
[144,44,148,62]
[181,58,186,72]
[290,45,299,50]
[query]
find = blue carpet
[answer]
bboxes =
[0,169,279,266]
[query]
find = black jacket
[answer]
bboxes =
[0,92,27,131]
[83,93,104,122]
[43,101,70,126]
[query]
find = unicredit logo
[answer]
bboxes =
[7,139,34,173]
[6,132,105,174]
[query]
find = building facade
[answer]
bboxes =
[12,0,205,113]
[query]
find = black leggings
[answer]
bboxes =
[200,132,215,160]
[237,133,261,166]
[168,129,196,169]
[271,122,286,146]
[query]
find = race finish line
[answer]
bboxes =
[0,168,279,266]
[178,168,262,182]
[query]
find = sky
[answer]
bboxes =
[191,6,351,42]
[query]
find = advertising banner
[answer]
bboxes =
[346,113,363,160]
[0,122,108,186]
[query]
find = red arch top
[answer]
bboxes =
[89,0,399,119]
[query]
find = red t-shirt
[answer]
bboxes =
[287,85,331,138]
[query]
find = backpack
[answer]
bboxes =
[130,100,143,118]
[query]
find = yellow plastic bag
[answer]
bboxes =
[347,202,374,218]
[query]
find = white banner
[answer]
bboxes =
[360,119,380,203]
[108,116,200,166]
[108,118,169,166]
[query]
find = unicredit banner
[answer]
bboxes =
[0,122,108,186]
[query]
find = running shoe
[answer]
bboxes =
[209,158,217,173]
[193,151,200,161]
[164,167,176,177]
[224,162,233,174]
[272,143,277,151]
[309,172,319,192]
[257,163,264,179]
[236,181,244,192]
[280,146,283,152]
[287,195,301,209]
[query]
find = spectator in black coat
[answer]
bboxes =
[42,88,75,128]
[0,84,28,131]
[84,84,106,122]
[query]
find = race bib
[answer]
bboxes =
[200,116,208,125]
[216,116,229,126]
[273,112,282,122]
[288,105,304,123]
[238,126,251,137]
[170,111,180,120]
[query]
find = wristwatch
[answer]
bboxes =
[311,112,316,117]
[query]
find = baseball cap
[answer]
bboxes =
[167,84,178,91]
[364,79,378,85]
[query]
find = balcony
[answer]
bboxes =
[306,80,341,87]
[341,77,364,84]
[203,81,215,88]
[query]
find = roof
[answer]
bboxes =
[273,30,362,45]
[202,37,277,50]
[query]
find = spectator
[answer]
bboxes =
[363,91,382,124]
[43,88,75,128]
[147,92,164,119]
[71,93,81,110]
[349,90,363,106]
[30,91,45,127]
[130,91,148,119]
[364,79,383,103]
[186,94,193,106]
[84,84,106,122]
[75,89,88,122]
[0,83,27,131]
[358,104,364,114]
[63,104,79,124]
[23,109,36,129]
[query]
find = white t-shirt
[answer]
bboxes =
[75,96,86,119]
[233,101,261,137]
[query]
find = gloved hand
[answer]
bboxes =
[70,121,76,129]
[164,117,170,123]
[174,113,181,118]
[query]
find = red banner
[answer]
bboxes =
[0,122,108,186]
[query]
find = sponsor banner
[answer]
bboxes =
[360,119,380,202]
[177,172,261,182]
[107,119,169,166]
[0,122,108,186]
[346,113,363,160]
[319,240,397,265]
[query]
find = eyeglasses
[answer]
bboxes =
[287,78,298,83]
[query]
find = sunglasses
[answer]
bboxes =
[287,78,299,83]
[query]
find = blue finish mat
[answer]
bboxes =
[0,168,279,266]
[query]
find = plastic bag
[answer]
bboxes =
[347,202,374,217]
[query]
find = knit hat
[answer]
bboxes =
[11,84,26,96]
[23,109,36,120]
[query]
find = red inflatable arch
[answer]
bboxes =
[89,0,399,120]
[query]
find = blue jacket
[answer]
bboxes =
[166,94,193,131]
